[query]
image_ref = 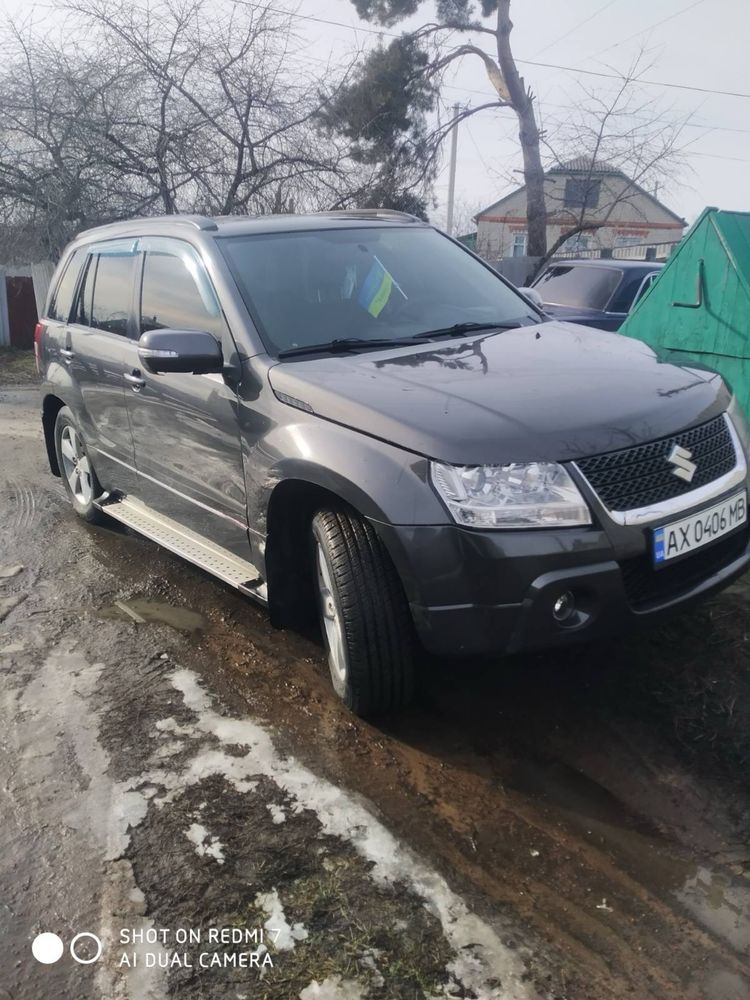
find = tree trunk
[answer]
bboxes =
[495,1,547,257]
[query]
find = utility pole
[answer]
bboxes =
[446,103,459,236]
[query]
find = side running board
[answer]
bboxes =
[96,495,267,603]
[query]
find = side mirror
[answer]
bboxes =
[138,329,223,375]
[517,286,545,310]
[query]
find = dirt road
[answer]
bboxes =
[1,383,749,999]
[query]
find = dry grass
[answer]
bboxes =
[0,347,39,385]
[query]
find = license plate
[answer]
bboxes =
[653,491,747,565]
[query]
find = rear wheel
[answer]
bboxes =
[54,407,105,524]
[311,509,415,716]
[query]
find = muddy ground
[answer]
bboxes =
[1,382,749,1000]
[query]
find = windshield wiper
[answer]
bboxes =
[414,321,522,340]
[277,337,421,359]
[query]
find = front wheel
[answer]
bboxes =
[54,407,105,523]
[311,509,415,716]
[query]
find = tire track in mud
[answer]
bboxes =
[0,482,65,532]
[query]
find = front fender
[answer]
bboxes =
[247,416,449,532]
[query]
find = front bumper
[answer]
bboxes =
[375,487,750,658]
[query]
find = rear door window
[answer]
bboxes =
[140,246,223,340]
[534,265,622,310]
[91,253,137,336]
[48,248,85,321]
[72,244,137,337]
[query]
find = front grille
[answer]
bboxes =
[576,414,736,511]
[620,528,749,610]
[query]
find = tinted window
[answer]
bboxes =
[534,264,621,310]
[608,271,656,313]
[48,248,84,321]
[140,249,223,339]
[632,271,658,308]
[91,253,136,336]
[219,227,538,355]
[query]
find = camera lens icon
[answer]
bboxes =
[31,931,103,964]
[31,933,64,965]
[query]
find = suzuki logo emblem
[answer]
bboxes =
[667,444,697,483]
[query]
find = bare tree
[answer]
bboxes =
[0,0,357,256]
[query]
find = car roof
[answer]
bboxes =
[71,209,429,246]
[545,258,663,271]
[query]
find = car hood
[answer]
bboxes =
[268,322,729,465]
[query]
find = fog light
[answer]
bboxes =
[553,591,576,622]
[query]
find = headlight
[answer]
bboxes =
[430,461,591,528]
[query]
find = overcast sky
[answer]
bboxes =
[2,0,748,230]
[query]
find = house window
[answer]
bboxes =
[512,232,527,257]
[564,179,601,210]
[561,233,590,254]
[615,236,642,247]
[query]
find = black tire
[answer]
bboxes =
[54,406,106,524]
[311,508,416,716]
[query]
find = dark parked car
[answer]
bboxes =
[37,212,749,715]
[532,258,662,331]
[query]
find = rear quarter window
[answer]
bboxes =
[47,248,85,321]
[608,271,657,313]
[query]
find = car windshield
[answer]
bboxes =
[219,226,539,356]
[533,264,622,311]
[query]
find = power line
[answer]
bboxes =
[590,0,706,58]
[516,58,750,100]
[236,0,750,101]
[531,0,618,58]
[441,81,750,134]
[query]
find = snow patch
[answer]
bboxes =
[186,822,225,863]
[267,802,286,824]
[359,948,385,988]
[255,888,308,951]
[299,976,365,1000]
[155,717,197,737]
[169,668,533,999]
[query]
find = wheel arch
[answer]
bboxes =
[263,473,405,629]
[42,393,67,476]
[264,476,360,627]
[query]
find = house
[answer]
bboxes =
[474,158,686,260]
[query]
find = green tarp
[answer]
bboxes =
[620,207,750,416]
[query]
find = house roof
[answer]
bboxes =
[547,156,620,175]
[475,159,686,227]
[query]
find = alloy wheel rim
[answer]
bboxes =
[60,425,93,506]
[315,541,348,694]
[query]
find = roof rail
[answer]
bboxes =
[75,213,219,240]
[318,208,422,223]
[152,214,219,231]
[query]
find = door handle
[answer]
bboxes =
[123,370,146,390]
[60,348,74,363]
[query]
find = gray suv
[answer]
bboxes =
[37,211,750,715]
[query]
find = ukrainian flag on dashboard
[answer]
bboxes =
[358,259,394,318]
